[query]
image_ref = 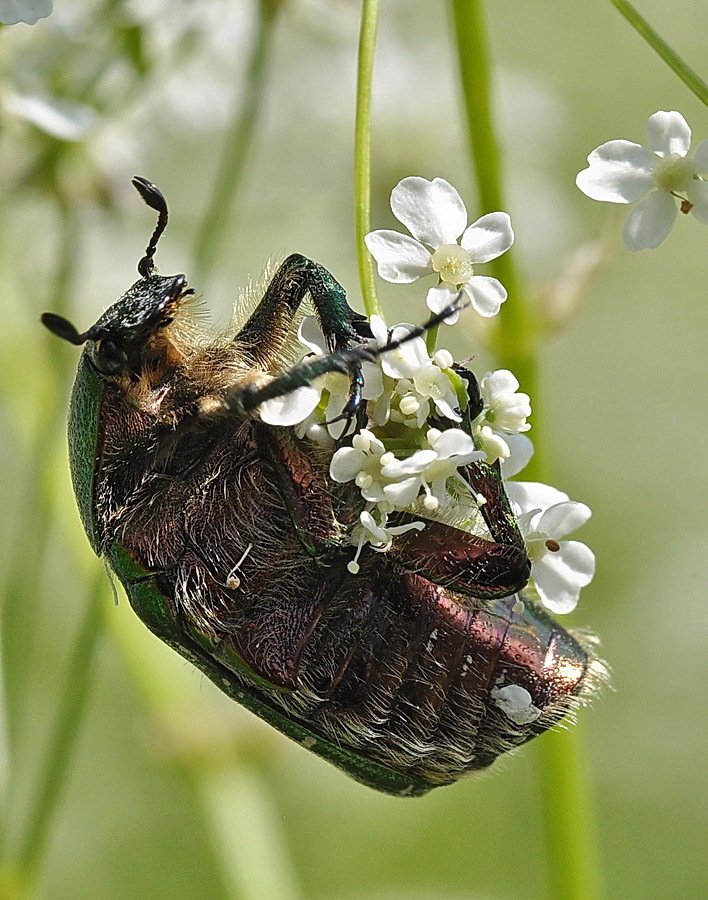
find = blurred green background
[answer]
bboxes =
[1,1,707,898]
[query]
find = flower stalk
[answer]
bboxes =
[447,1,602,897]
[192,0,281,285]
[608,0,708,106]
[354,0,382,319]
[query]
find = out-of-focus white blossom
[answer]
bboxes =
[576,110,708,251]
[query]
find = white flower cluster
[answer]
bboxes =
[259,176,595,613]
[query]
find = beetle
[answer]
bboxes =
[42,177,603,797]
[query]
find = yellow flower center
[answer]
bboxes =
[431,243,474,286]
[652,153,694,194]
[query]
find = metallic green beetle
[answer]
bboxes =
[42,178,604,797]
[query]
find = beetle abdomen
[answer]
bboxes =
[266,565,599,786]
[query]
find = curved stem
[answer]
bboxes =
[0,200,81,866]
[192,0,281,286]
[12,572,105,892]
[609,0,708,106]
[354,0,382,319]
[448,3,602,898]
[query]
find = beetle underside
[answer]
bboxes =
[46,179,605,795]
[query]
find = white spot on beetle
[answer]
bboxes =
[491,684,542,725]
[300,736,317,749]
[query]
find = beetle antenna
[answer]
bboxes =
[41,312,94,345]
[132,176,169,279]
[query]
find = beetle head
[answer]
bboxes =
[42,177,194,376]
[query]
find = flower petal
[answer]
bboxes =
[429,428,478,460]
[364,230,432,283]
[538,500,591,539]
[460,212,514,262]
[482,369,519,400]
[361,361,384,400]
[688,179,708,225]
[258,384,321,426]
[381,449,438,478]
[368,315,389,345]
[0,1,52,27]
[692,139,708,174]
[426,284,461,324]
[298,316,327,354]
[464,276,507,317]
[384,477,423,507]
[390,176,468,246]
[505,481,569,515]
[379,325,431,379]
[622,190,677,251]
[533,541,596,614]
[500,434,534,478]
[329,447,365,482]
[646,110,691,157]
[576,140,655,203]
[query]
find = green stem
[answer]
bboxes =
[447,0,538,413]
[609,0,708,106]
[536,728,603,900]
[354,0,382,319]
[448,3,602,898]
[13,571,105,892]
[192,0,281,286]
[0,201,81,863]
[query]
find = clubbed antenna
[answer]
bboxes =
[41,312,104,346]
[132,176,169,278]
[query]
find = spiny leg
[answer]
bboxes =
[238,253,370,364]
[224,294,467,423]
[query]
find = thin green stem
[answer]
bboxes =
[354,0,381,319]
[0,201,81,864]
[192,0,281,286]
[448,0,538,410]
[609,0,708,106]
[448,3,602,898]
[13,570,105,892]
[536,728,603,900]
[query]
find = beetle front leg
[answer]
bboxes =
[237,253,370,365]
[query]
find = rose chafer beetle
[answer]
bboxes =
[43,178,603,797]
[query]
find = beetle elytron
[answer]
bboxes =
[42,178,603,797]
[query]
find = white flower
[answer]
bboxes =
[364,177,514,322]
[0,0,52,26]
[472,369,531,465]
[329,429,392,503]
[346,510,425,575]
[379,428,485,512]
[480,370,531,433]
[576,110,708,251]
[260,316,381,437]
[505,481,595,615]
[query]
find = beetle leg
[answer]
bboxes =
[237,253,370,362]
[256,424,362,557]
[221,296,467,420]
[387,517,531,600]
[221,343,378,418]
[235,253,370,422]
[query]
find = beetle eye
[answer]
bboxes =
[93,338,127,375]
